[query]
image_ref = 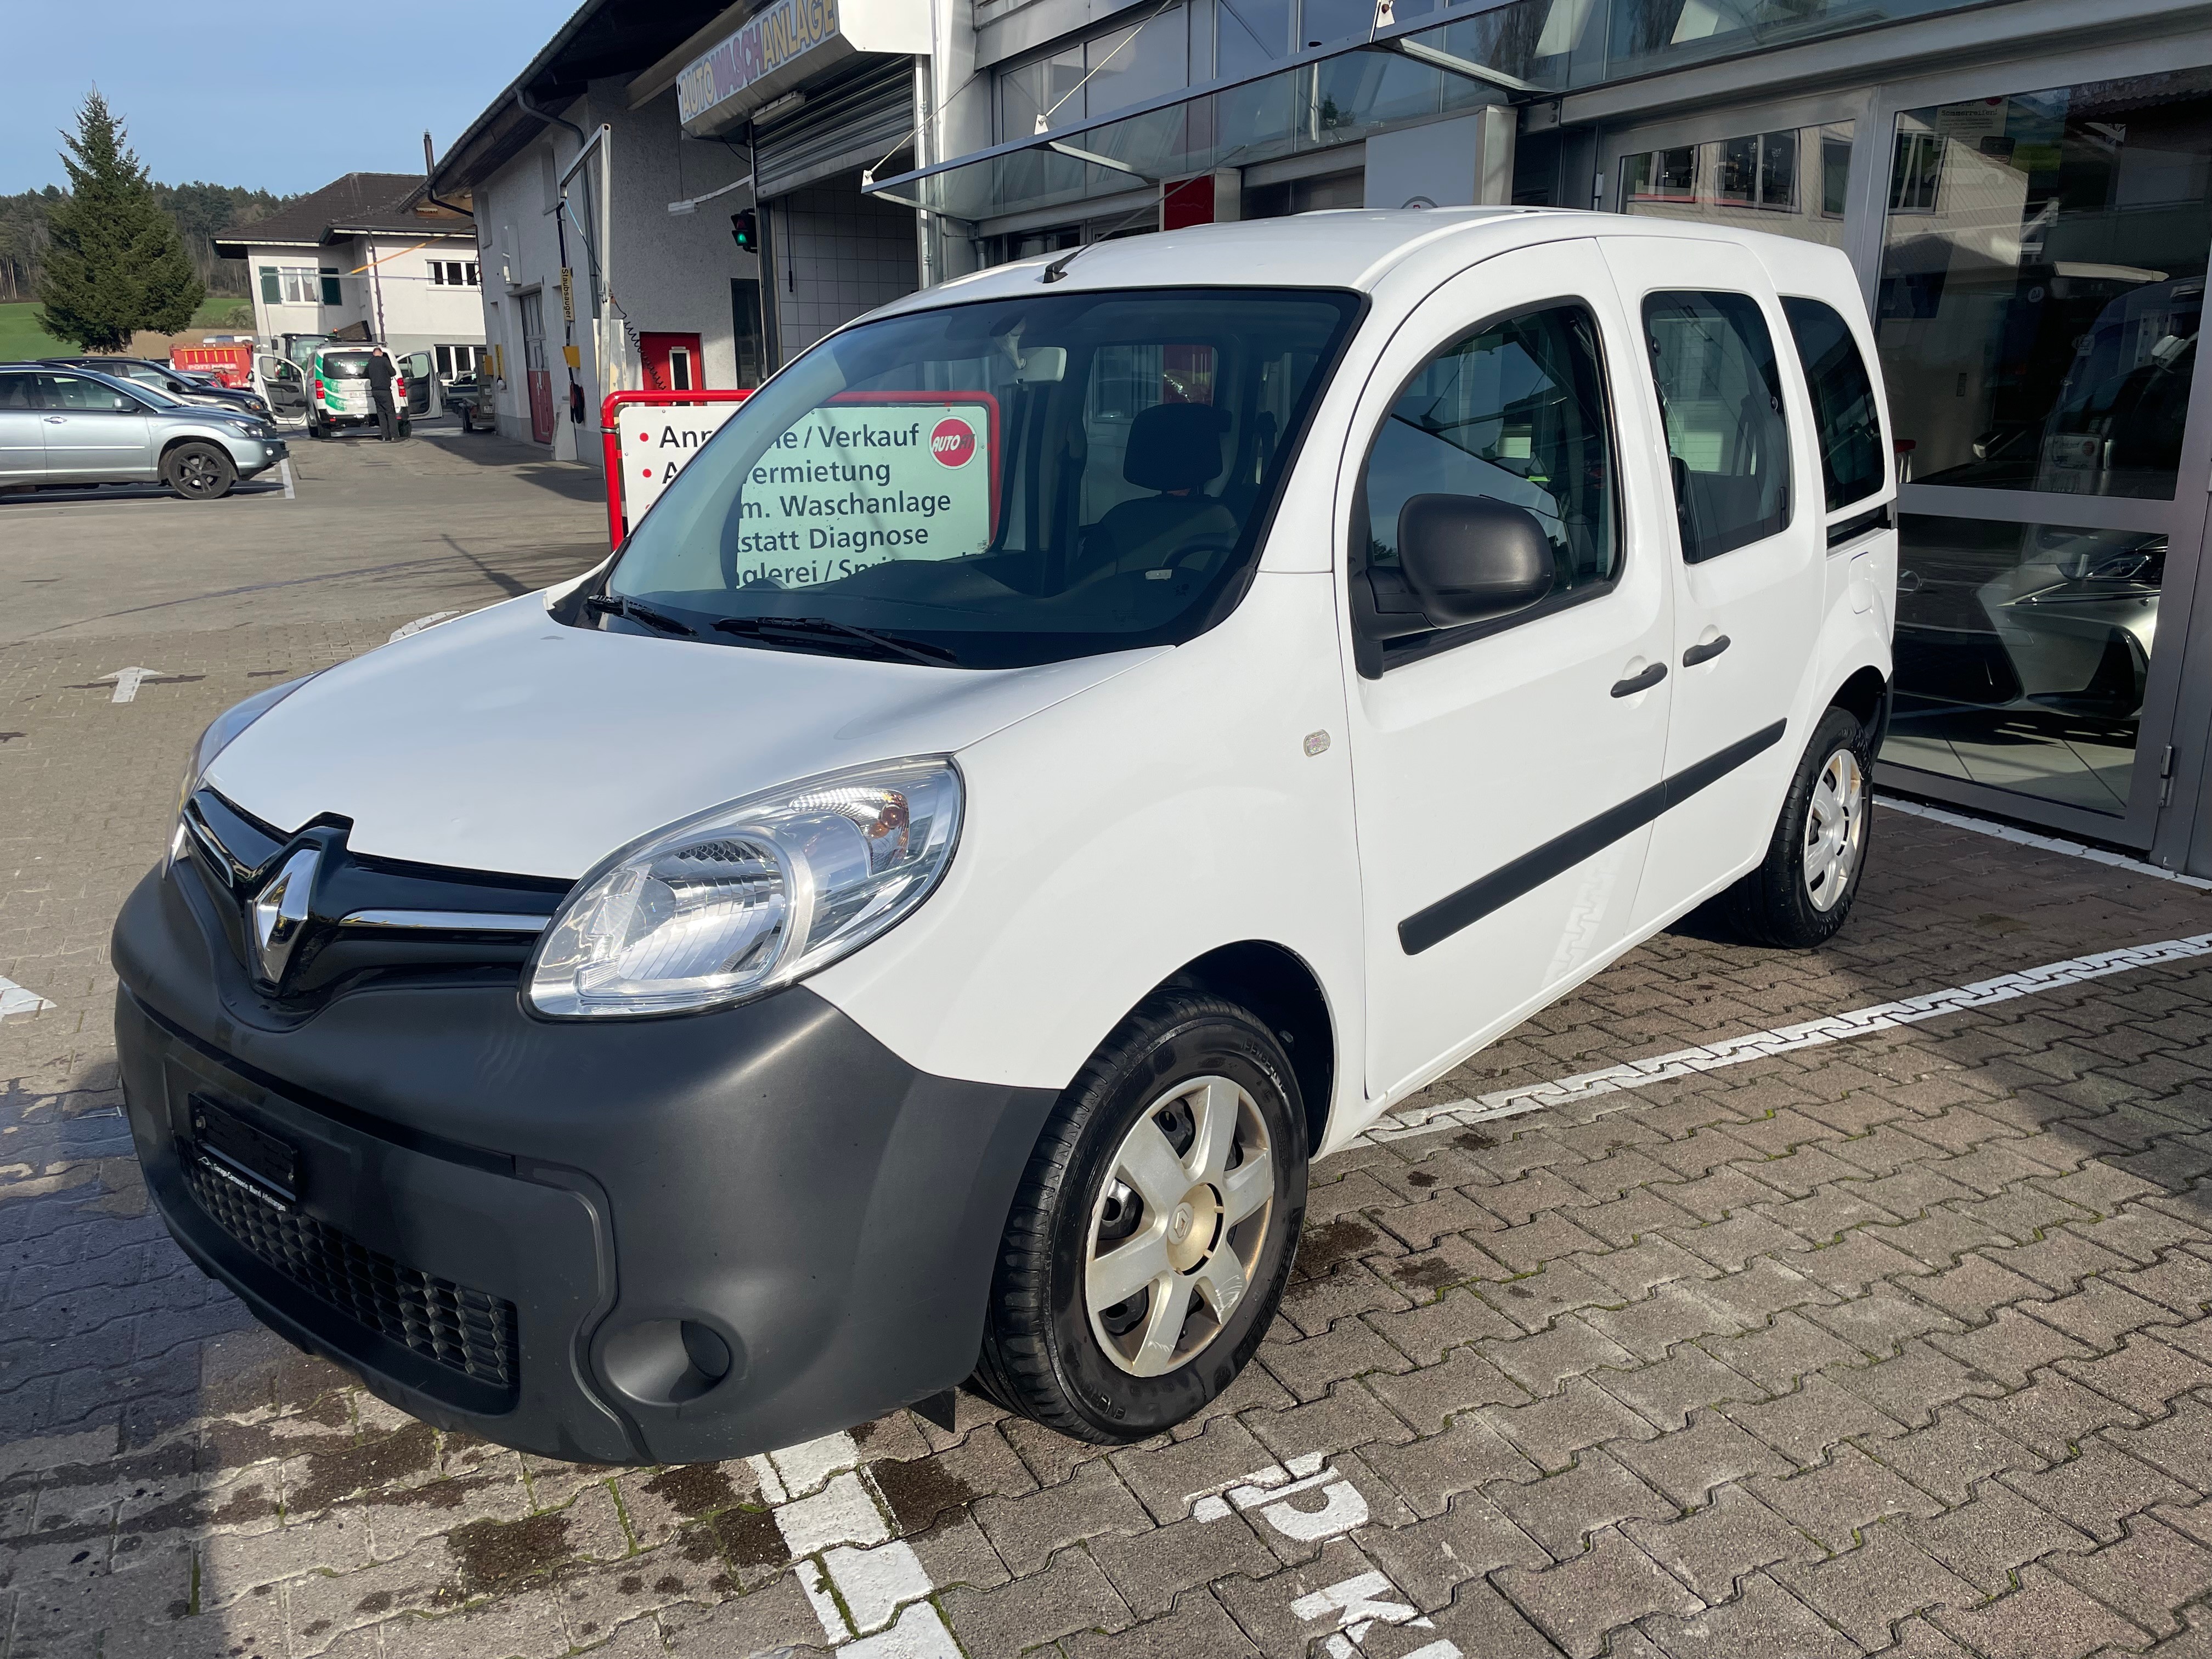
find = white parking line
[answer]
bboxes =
[280,459,295,500]
[749,1432,960,1654]
[1878,794,2211,891]
[0,977,56,1020]
[1367,929,2212,1147]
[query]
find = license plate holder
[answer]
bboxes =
[187,1094,299,1208]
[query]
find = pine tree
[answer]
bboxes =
[38,91,204,352]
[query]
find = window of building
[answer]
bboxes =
[434,345,488,377]
[1360,303,1621,623]
[319,271,343,306]
[1887,128,1942,213]
[431,260,481,287]
[1781,297,1883,513]
[1642,291,1791,562]
[259,265,321,305]
[1717,131,1796,210]
[1620,122,1853,243]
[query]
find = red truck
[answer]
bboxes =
[171,343,255,389]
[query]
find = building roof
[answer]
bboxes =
[430,0,746,193]
[212,173,475,256]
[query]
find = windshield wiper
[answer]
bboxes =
[711,615,957,667]
[586,593,695,637]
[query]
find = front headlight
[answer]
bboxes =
[526,758,962,1019]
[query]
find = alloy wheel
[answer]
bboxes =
[176,452,223,495]
[1084,1075,1276,1377]
[1803,746,1866,912]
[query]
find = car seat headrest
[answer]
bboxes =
[1124,402,1231,492]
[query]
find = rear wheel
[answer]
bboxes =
[974,992,1307,1443]
[162,442,235,501]
[1723,704,1873,947]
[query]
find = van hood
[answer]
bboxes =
[204,594,1158,880]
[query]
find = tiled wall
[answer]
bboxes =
[770,174,919,362]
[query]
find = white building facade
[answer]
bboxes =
[215,173,487,377]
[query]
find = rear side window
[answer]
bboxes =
[1362,302,1620,594]
[1780,296,1883,512]
[1643,291,1791,562]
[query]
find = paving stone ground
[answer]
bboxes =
[6,432,2212,1657]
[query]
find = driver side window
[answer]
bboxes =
[1359,302,1621,644]
[35,374,139,413]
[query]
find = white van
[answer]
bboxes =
[116,208,1894,1460]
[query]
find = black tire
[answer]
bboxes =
[974,991,1308,1443]
[162,442,235,501]
[1723,704,1874,949]
[306,417,326,440]
[398,419,412,439]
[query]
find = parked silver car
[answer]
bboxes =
[0,364,287,500]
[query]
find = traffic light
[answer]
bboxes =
[731,209,758,253]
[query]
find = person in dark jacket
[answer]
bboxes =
[366,346,402,441]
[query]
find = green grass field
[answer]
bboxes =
[0,302,69,360]
[0,296,254,361]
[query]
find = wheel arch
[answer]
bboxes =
[1152,940,1336,1159]
[1830,663,1891,744]
[158,432,232,465]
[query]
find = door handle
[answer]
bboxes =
[1682,634,1731,667]
[43,416,66,424]
[1610,662,1668,698]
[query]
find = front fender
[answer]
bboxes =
[806,569,1368,1143]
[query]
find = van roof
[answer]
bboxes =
[878,207,1842,314]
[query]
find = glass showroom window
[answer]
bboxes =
[1875,65,2212,822]
[1875,70,2212,499]
[1886,516,2164,816]
[998,8,1189,137]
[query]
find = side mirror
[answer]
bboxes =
[1397,494,1556,628]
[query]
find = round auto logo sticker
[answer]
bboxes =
[930,416,977,468]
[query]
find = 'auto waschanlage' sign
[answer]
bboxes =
[678,0,841,125]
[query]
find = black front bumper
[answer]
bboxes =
[112,864,1055,1462]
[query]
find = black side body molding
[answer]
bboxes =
[1399,719,1788,955]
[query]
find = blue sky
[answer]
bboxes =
[5,0,583,195]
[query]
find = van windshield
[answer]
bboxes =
[602,287,1361,669]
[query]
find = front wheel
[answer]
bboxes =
[162,442,235,501]
[974,992,1307,1443]
[1723,704,1874,948]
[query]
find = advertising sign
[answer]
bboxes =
[615,398,749,533]
[679,0,842,125]
[733,394,999,587]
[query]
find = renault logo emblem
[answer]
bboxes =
[251,848,319,987]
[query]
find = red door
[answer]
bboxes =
[640,332,705,392]
[520,290,555,445]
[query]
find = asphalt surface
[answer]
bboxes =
[5,432,2212,1658]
